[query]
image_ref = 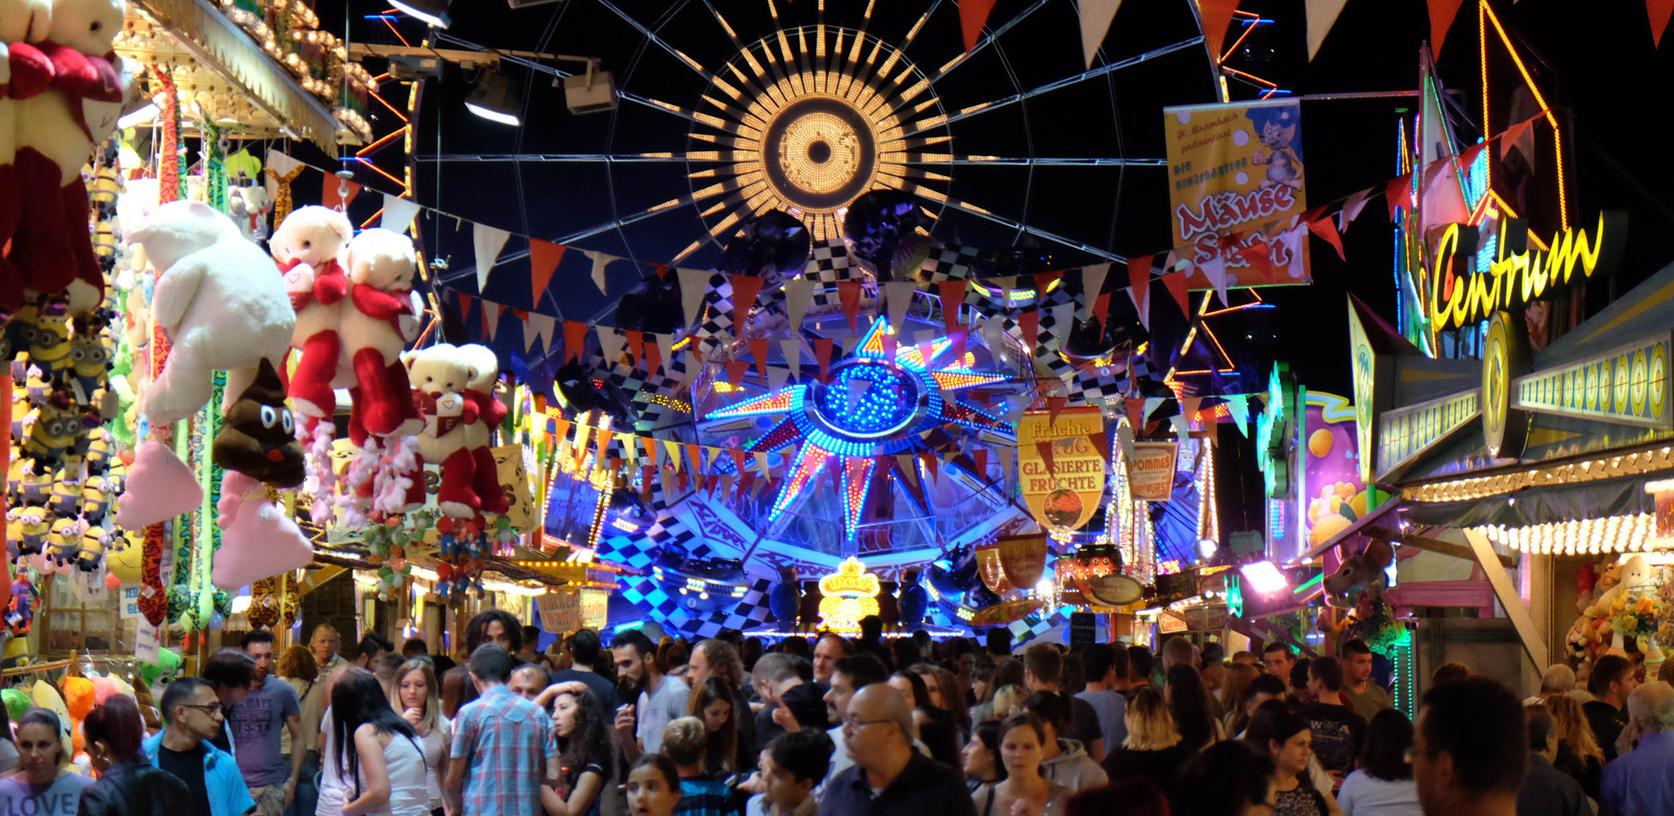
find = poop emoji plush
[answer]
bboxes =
[212,358,304,487]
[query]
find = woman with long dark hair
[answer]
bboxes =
[329,668,428,815]
[75,695,194,815]
[548,686,613,816]
[1245,700,1332,816]
[685,677,743,775]
[912,664,972,743]
[962,720,1006,794]
[1335,709,1419,816]
[389,659,452,816]
[1164,663,1220,752]
[0,709,89,815]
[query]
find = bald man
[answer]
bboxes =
[818,684,975,815]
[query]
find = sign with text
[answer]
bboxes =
[1015,407,1107,532]
[1164,99,1310,288]
[1425,212,1625,330]
[1128,442,1180,502]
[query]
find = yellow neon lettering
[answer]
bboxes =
[1427,213,1610,330]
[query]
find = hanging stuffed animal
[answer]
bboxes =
[271,205,352,421]
[125,200,295,426]
[212,358,304,486]
[340,228,422,441]
[457,344,510,516]
[404,344,479,518]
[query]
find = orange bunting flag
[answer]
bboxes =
[641,466,655,503]
[1653,0,1674,47]
[971,448,988,478]
[1162,272,1191,317]
[1019,309,1040,352]
[730,448,748,475]
[529,239,566,305]
[748,338,770,383]
[1126,254,1152,314]
[1126,397,1145,433]
[594,429,614,463]
[562,320,588,364]
[321,176,361,211]
[724,359,749,387]
[919,450,940,483]
[815,338,835,381]
[1427,0,1466,55]
[1200,0,1242,63]
[1242,238,1277,280]
[836,281,864,331]
[1386,173,1412,221]
[626,330,645,372]
[1033,271,1062,297]
[730,275,765,335]
[641,436,659,466]
[959,0,998,52]
[939,279,968,334]
[1090,432,1112,464]
[645,337,663,377]
[1308,215,1345,261]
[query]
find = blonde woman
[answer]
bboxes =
[1542,693,1604,800]
[388,659,452,816]
[991,685,1027,721]
[1099,687,1190,804]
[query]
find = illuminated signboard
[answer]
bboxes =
[1256,363,1299,499]
[1426,213,1624,330]
[817,557,882,633]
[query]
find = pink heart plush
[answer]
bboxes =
[212,497,313,589]
[217,470,264,527]
[116,441,203,529]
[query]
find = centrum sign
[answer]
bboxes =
[1427,212,1624,330]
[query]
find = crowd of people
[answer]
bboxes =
[4,612,1673,816]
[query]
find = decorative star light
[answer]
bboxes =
[706,319,1009,548]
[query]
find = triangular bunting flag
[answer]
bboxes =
[1427,0,1466,55]
[755,452,773,481]
[781,338,803,381]
[597,329,627,366]
[1049,302,1076,344]
[938,279,968,334]
[1126,254,1153,320]
[919,450,939,484]
[1305,0,1350,61]
[1163,271,1191,317]
[562,320,589,364]
[1227,393,1251,437]
[524,312,548,353]
[1653,0,1674,47]
[1090,432,1112,465]
[1125,398,1145,433]
[836,281,864,331]
[1339,188,1372,230]
[481,302,502,341]
[655,334,675,377]
[1199,0,1241,63]
[748,338,770,383]
[1036,441,1057,477]
[1019,309,1040,352]
[1047,395,1068,425]
[884,280,916,331]
[815,338,835,381]
[1170,414,1192,440]
[1386,173,1413,221]
[1308,216,1345,261]
[584,250,611,296]
[998,446,1014,483]
[663,440,684,473]
[473,224,511,292]
[1182,396,1203,425]
[380,193,421,234]
[1144,397,1165,421]
[1079,0,1124,67]
[1032,271,1062,297]
[767,367,790,389]
[980,316,1007,357]
[724,359,749,387]
[971,448,988,479]
[783,278,814,332]
[730,274,765,334]
[1079,263,1109,321]
[895,454,920,493]
[1499,117,1535,161]
[959,0,998,52]
[626,330,646,372]
[529,239,566,305]
[321,176,360,211]
[641,436,658,467]
[677,267,711,328]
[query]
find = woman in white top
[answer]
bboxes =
[330,668,429,816]
[1336,710,1422,816]
[389,659,452,816]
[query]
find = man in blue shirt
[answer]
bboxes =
[145,677,256,816]
[1600,681,1674,816]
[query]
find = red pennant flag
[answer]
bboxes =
[645,338,663,376]
[724,359,749,386]
[920,450,940,483]
[1126,254,1152,313]
[626,330,645,372]
[950,327,968,362]
[1162,272,1191,317]
[1126,398,1145,432]
[836,281,864,331]
[1456,142,1487,175]
[562,320,589,364]
[529,239,566,305]
[1033,271,1062,297]
[730,274,765,334]
[1653,0,1674,46]
[1047,395,1068,425]
[815,338,835,381]
[881,329,897,363]
[958,0,998,52]
[1427,0,1466,55]
[748,338,770,383]
[641,466,654,503]
[1242,239,1277,280]
[1092,291,1114,334]
[1200,0,1242,63]
[1036,441,1056,477]
[939,279,968,334]
[1386,173,1412,220]
[1308,216,1345,261]
[455,291,473,321]
[1019,309,1040,351]
[971,448,988,478]
[1090,432,1112,465]
[321,176,361,210]
[1499,117,1535,161]
[729,448,748,475]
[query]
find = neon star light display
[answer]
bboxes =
[706,319,1008,547]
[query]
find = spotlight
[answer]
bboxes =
[1197,538,1218,561]
[465,71,521,126]
[1239,560,1289,596]
[563,63,617,115]
[390,0,450,28]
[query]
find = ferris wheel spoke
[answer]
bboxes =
[619,90,740,133]
[414,153,725,163]
[595,0,712,80]
[927,0,1047,83]
[909,156,1167,167]
[900,35,1205,139]
[941,195,1125,262]
[555,194,696,245]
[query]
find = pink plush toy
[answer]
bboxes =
[404,343,479,518]
[340,228,422,440]
[211,491,312,589]
[457,344,510,515]
[114,440,202,529]
[0,0,131,312]
[271,206,353,420]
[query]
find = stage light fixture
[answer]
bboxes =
[390,0,450,28]
[465,71,522,126]
[563,62,616,115]
[1239,560,1289,596]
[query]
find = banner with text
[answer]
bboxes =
[1164,99,1311,288]
[1128,441,1180,502]
[1015,407,1107,533]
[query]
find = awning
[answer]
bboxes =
[1400,470,1660,529]
[1299,497,1403,562]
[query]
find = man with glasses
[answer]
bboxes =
[821,654,888,783]
[818,684,975,815]
[144,677,257,816]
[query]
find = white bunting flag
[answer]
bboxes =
[380,193,421,234]
[481,301,502,341]
[472,224,511,292]
[596,328,627,366]
[585,250,612,295]
[783,278,815,330]
[1306,0,1351,61]
[656,333,677,378]
[1079,262,1110,320]
[884,280,916,331]
[677,267,711,328]
[780,338,803,381]
[527,313,556,354]
[1079,0,1124,67]
[997,446,1015,483]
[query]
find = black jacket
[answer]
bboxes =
[76,761,196,816]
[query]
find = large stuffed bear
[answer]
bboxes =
[0,0,131,312]
[404,344,478,519]
[271,205,353,421]
[457,343,509,515]
[127,200,295,426]
[340,228,421,440]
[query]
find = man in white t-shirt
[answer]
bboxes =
[610,630,689,760]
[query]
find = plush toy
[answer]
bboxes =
[45,516,78,566]
[210,485,313,589]
[114,439,202,529]
[127,200,295,425]
[212,358,304,486]
[340,228,422,440]
[0,0,61,307]
[405,344,479,518]
[227,179,270,241]
[0,0,131,311]
[271,205,352,420]
[457,344,510,515]
[75,524,108,571]
[3,575,35,633]
[1324,538,1395,609]
[7,505,49,559]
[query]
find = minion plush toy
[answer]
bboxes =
[23,392,83,472]
[79,476,113,526]
[76,527,109,572]
[25,303,73,385]
[8,507,50,560]
[47,518,81,567]
[69,325,115,411]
